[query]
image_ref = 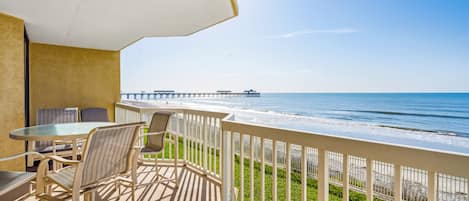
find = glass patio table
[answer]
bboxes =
[9,122,116,141]
[10,122,116,170]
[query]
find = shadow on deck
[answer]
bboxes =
[25,165,222,201]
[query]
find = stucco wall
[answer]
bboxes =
[0,13,26,171]
[29,43,120,125]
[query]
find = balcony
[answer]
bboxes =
[94,101,468,201]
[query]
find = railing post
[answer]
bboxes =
[366,159,374,201]
[222,130,231,201]
[318,149,329,201]
[393,164,402,201]
[428,171,437,201]
[342,154,349,201]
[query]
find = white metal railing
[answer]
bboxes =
[115,102,469,201]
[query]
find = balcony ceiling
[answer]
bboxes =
[0,0,237,51]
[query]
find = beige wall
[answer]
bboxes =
[0,13,26,171]
[29,43,120,125]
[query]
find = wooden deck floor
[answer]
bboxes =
[25,165,222,201]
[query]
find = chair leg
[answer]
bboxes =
[52,141,57,171]
[154,154,159,177]
[115,180,121,200]
[27,141,35,167]
[131,163,137,201]
[131,184,136,201]
[83,190,95,201]
[72,139,78,161]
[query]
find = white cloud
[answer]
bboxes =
[273,28,359,38]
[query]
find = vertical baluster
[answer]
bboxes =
[318,149,329,201]
[240,134,245,201]
[174,113,180,187]
[183,112,187,163]
[170,132,173,159]
[196,115,200,166]
[221,130,230,201]
[261,138,265,201]
[466,177,469,201]
[394,164,402,201]
[272,140,277,201]
[195,115,199,166]
[191,114,195,164]
[161,125,166,160]
[366,159,374,201]
[176,113,180,157]
[301,146,307,201]
[250,135,255,201]
[343,154,350,201]
[231,132,236,200]
[219,118,223,176]
[286,143,291,201]
[203,116,208,172]
[428,171,437,201]
[199,115,203,166]
[208,117,212,173]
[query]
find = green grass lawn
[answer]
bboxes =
[147,134,381,201]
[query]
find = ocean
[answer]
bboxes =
[140,93,469,154]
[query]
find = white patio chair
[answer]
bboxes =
[138,112,179,187]
[27,107,79,170]
[0,152,44,200]
[36,122,145,201]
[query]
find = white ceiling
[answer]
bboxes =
[0,0,237,51]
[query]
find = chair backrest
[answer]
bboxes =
[35,108,79,149]
[37,107,79,125]
[80,108,109,122]
[79,122,144,188]
[146,112,173,152]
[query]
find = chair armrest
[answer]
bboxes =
[0,152,44,162]
[139,131,166,138]
[47,155,80,165]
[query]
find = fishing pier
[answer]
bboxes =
[121,90,260,100]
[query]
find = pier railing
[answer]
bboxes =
[120,91,260,100]
[115,102,469,201]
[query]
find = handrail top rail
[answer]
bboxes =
[116,102,229,118]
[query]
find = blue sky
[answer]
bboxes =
[121,0,469,93]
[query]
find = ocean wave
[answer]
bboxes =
[376,125,460,136]
[344,110,469,120]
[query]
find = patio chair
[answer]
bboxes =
[0,152,44,200]
[80,107,109,122]
[27,107,80,169]
[36,122,145,201]
[139,112,179,187]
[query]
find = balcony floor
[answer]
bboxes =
[25,164,222,201]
